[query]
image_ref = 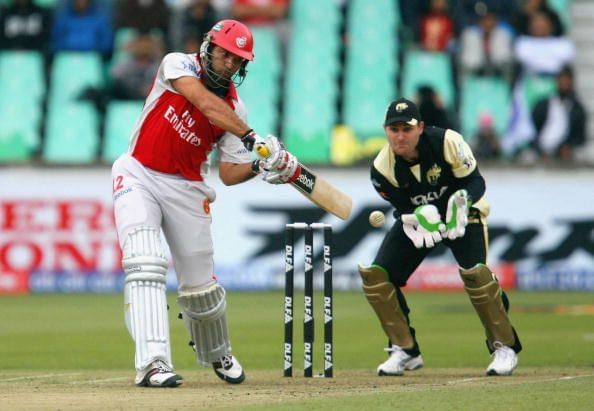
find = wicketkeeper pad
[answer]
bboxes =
[459,264,516,349]
[359,265,414,349]
[178,283,231,366]
[122,226,172,371]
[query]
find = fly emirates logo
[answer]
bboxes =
[164,105,201,147]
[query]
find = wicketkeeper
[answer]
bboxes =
[360,98,522,376]
[112,19,300,388]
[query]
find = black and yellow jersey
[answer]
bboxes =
[370,126,490,219]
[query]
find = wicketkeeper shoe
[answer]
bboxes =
[135,360,183,387]
[486,344,518,376]
[377,345,421,376]
[212,354,245,384]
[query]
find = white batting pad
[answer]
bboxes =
[123,226,172,371]
[178,283,231,366]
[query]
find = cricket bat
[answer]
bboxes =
[255,143,352,220]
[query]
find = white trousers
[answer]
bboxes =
[112,154,216,291]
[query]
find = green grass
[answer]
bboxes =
[1,291,592,371]
[1,291,593,410]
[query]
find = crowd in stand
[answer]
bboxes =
[0,0,589,164]
[397,0,587,163]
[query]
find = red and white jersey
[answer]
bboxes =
[129,52,252,181]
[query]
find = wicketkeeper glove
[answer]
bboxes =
[442,189,471,240]
[401,205,446,249]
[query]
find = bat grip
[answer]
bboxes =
[255,143,271,159]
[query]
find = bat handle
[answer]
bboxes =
[255,142,271,159]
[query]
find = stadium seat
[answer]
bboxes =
[0,52,44,162]
[402,49,455,108]
[239,26,282,135]
[0,102,41,162]
[33,0,59,6]
[49,52,104,103]
[43,103,99,163]
[110,28,139,67]
[342,0,399,139]
[460,76,511,141]
[102,101,143,163]
[0,51,45,101]
[282,0,341,163]
[548,0,571,29]
[521,74,556,110]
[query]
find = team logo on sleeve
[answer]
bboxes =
[426,163,442,186]
[457,142,475,169]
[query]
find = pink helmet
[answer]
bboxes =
[200,19,254,88]
[207,19,254,61]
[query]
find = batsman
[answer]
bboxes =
[360,98,522,376]
[111,20,301,388]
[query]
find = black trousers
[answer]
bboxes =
[372,216,488,356]
[374,219,488,287]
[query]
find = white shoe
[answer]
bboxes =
[404,354,424,371]
[486,344,518,376]
[213,354,245,384]
[377,345,421,376]
[135,360,183,387]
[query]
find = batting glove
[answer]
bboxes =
[262,150,301,185]
[401,205,446,249]
[442,189,471,240]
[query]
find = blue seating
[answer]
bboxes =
[460,76,511,141]
[43,103,100,163]
[282,0,341,163]
[402,49,454,108]
[0,51,45,101]
[49,52,104,103]
[0,102,41,162]
[102,101,143,163]
[0,51,45,161]
[343,0,399,139]
[521,74,556,111]
[239,26,282,135]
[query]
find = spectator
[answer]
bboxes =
[472,113,501,159]
[172,0,216,51]
[419,0,454,52]
[231,0,289,27]
[52,0,113,57]
[231,0,290,54]
[514,11,575,76]
[115,0,170,39]
[415,85,455,130]
[532,66,587,160]
[451,0,518,34]
[0,0,51,52]
[514,0,564,37]
[398,0,426,41]
[182,33,201,53]
[111,33,163,100]
[458,6,514,79]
